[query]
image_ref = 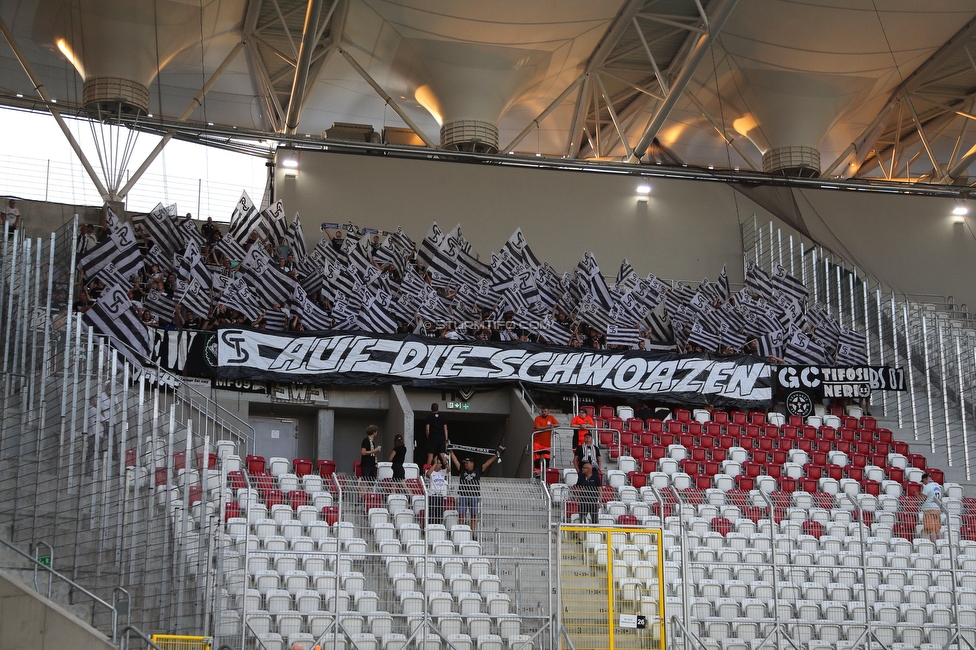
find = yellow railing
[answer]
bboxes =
[150,635,210,650]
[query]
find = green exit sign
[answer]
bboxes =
[447,401,471,411]
[37,556,51,567]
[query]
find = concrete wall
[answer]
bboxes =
[5,197,104,240]
[0,570,114,650]
[274,150,976,308]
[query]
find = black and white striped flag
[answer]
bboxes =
[688,320,721,352]
[214,235,248,264]
[80,223,142,283]
[838,326,867,364]
[756,329,786,358]
[261,200,288,244]
[133,203,183,257]
[218,278,262,321]
[290,286,333,331]
[287,213,308,266]
[260,308,288,331]
[82,283,152,362]
[615,259,638,293]
[240,247,296,307]
[358,292,399,334]
[785,329,829,365]
[644,308,673,343]
[745,262,774,299]
[179,219,206,247]
[717,265,730,303]
[143,289,177,322]
[771,264,808,305]
[178,241,212,291]
[145,244,171,271]
[227,192,261,244]
[606,324,640,348]
[176,278,212,318]
[417,222,458,277]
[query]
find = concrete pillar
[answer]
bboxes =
[507,388,536,479]
[316,408,334,461]
[387,385,415,463]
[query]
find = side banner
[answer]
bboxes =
[151,329,218,378]
[216,328,773,405]
[774,365,906,398]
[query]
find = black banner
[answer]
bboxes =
[151,329,218,378]
[215,328,773,406]
[774,365,906,401]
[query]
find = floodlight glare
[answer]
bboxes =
[636,184,651,195]
[281,159,299,169]
[952,205,968,216]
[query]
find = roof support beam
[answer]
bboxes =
[821,100,899,178]
[684,92,760,170]
[594,71,633,159]
[118,41,245,198]
[0,16,110,201]
[628,0,738,163]
[633,17,669,93]
[565,73,592,158]
[904,92,947,183]
[842,15,976,179]
[503,73,585,153]
[337,48,437,148]
[284,0,325,134]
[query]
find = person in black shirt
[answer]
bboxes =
[574,432,602,474]
[450,450,499,531]
[388,434,407,479]
[425,403,449,467]
[360,425,381,479]
[575,461,602,524]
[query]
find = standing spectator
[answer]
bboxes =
[326,229,344,252]
[360,424,381,479]
[389,434,407,479]
[425,455,449,525]
[575,462,602,524]
[532,407,559,477]
[450,449,499,532]
[201,217,217,244]
[921,473,943,542]
[2,198,20,237]
[574,432,601,474]
[570,406,595,446]
[425,403,449,467]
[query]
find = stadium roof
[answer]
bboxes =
[3,0,976,186]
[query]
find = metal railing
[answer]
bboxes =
[742,216,976,482]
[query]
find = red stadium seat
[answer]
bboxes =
[647,419,664,433]
[802,520,824,539]
[963,497,976,513]
[704,461,720,476]
[246,455,265,474]
[659,433,674,446]
[893,522,915,541]
[293,458,313,477]
[197,453,217,470]
[903,481,922,497]
[813,492,834,509]
[731,411,747,424]
[627,418,644,433]
[726,424,742,437]
[264,489,285,508]
[700,435,716,449]
[893,441,909,455]
[876,428,893,443]
[224,501,241,521]
[640,433,656,447]
[804,464,823,480]
[819,426,836,441]
[188,485,203,505]
[642,459,657,474]
[682,460,700,475]
[651,502,674,519]
[322,505,339,525]
[691,447,707,462]
[739,437,754,450]
[743,506,764,523]
[781,426,798,440]
[687,422,703,435]
[863,480,881,496]
[928,468,944,484]
[317,459,336,477]
[290,490,310,509]
[826,464,843,481]
[961,526,976,542]
[860,416,876,431]
[778,477,797,492]
[770,490,790,507]
[667,420,684,434]
[600,485,616,504]
[628,472,647,489]
[630,445,646,460]
[846,467,863,482]
[598,405,615,420]
[725,489,748,506]
[545,468,560,484]
[228,470,247,490]
[772,450,787,465]
[788,416,803,427]
[706,423,723,436]
[174,451,187,472]
[735,476,754,491]
[714,411,730,424]
[757,438,773,452]
[766,464,782,479]
[618,514,639,526]
[711,449,727,463]
[908,453,927,469]
[749,412,766,425]
[711,517,732,536]
[695,475,712,490]
[675,409,691,422]
[743,461,761,478]
[609,417,624,432]
[353,461,362,477]
[125,448,138,468]
[886,466,904,482]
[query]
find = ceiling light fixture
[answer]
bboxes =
[636,184,651,195]
[281,159,299,169]
[952,205,968,216]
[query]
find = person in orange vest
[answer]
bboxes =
[570,407,595,446]
[532,407,559,477]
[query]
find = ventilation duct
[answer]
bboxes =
[728,68,872,177]
[34,0,240,117]
[394,39,551,153]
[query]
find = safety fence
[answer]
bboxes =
[741,216,976,482]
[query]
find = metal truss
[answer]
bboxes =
[831,16,976,187]
[242,0,346,135]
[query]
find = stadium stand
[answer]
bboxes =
[0,209,974,650]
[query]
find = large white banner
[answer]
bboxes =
[216,329,773,405]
